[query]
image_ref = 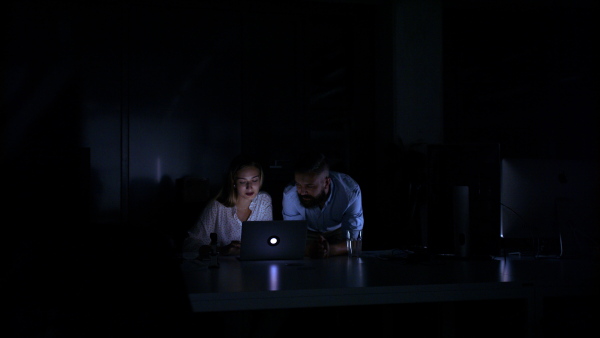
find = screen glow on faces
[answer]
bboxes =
[294,172,329,208]
[235,166,261,200]
[294,172,326,197]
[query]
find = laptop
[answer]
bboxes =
[238,220,307,261]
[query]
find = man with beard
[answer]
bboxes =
[282,151,364,258]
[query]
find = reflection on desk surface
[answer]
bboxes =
[181,249,599,294]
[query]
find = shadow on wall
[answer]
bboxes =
[128,175,210,250]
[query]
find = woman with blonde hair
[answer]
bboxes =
[183,154,273,257]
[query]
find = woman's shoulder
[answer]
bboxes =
[205,198,221,207]
[202,198,228,212]
[257,190,272,200]
[249,191,272,212]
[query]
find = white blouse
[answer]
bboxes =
[182,191,273,254]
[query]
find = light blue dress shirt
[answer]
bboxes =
[282,171,364,233]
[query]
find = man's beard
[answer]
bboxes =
[298,189,328,209]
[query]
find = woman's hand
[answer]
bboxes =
[220,240,241,256]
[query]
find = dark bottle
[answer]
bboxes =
[208,232,219,268]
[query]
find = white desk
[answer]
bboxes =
[181,252,599,337]
[181,252,599,314]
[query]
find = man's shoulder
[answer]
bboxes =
[330,172,361,200]
[330,171,359,186]
[283,183,296,196]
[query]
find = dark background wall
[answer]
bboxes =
[3,0,394,247]
[440,0,598,257]
[443,0,598,160]
[3,0,598,251]
[3,1,597,336]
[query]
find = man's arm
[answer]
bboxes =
[342,186,364,230]
[306,235,347,258]
[328,241,347,257]
[282,184,304,220]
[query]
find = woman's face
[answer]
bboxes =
[235,166,261,202]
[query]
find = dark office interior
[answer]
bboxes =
[3,0,598,337]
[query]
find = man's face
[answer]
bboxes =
[294,171,330,208]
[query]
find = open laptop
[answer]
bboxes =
[238,220,307,261]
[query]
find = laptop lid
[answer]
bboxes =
[239,220,307,261]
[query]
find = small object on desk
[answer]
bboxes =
[208,232,220,268]
[346,229,363,257]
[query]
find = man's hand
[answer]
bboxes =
[308,235,330,258]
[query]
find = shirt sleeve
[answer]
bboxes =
[252,191,273,221]
[282,184,304,220]
[342,184,364,231]
[182,199,219,253]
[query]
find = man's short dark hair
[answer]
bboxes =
[294,151,329,175]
